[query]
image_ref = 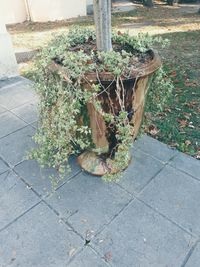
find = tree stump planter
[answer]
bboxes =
[78,49,161,176]
[51,49,161,176]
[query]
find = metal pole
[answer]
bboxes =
[24,0,31,21]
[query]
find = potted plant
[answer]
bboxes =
[31,0,169,181]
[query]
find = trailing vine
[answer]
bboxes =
[30,27,172,184]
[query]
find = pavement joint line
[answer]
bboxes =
[41,169,83,199]
[0,155,10,169]
[0,201,42,234]
[41,199,61,217]
[11,157,30,170]
[134,167,200,237]
[13,168,45,200]
[149,150,200,183]
[18,76,34,85]
[30,123,38,129]
[11,166,86,243]
[0,76,34,88]
[115,180,136,195]
[0,94,38,111]
[137,151,200,185]
[13,155,82,198]
[13,169,54,199]
[132,152,200,196]
[13,166,79,200]
[134,195,199,239]
[92,197,135,240]
[112,161,169,197]
[0,99,37,114]
[88,245,117,267]
[9,99,38,111]
[54,169,83,192]
[168,163,200,183]
[137,162,169,195]
[136,146,179,165]
[0,81,24,90]
[55,180,133,241]
[14,152,200,238]
[0,169,11,176]
[7,105,37,125]
[0,123,35,142]
[42,198,85,242]
[0,108,7,115]
[89,245,111,267]
[0,170,10,181]
[89,246,112,267]
[48,191,135,244]
[181,239,200,267]
[2,155,29,170]
[65,246,88,267]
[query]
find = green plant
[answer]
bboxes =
[29,27,172,184]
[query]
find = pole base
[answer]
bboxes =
[77,151,131,176]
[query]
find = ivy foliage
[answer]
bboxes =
[30,27,172,184]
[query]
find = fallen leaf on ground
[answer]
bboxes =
[185,101,198,108]
[184,81,198,87]
[148,124,160,136]
[188,124,195,129]
[177,118,188,128]
[169,143,179,148]
[185,140,191,146]
[69,247,77,257]
[104,251,113,262]
[183,112,192,119]
[169,70,177,77]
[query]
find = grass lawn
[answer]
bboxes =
[145,30,200,159]
[7,2,200,159]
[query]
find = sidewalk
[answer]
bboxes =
[0,77,200,266]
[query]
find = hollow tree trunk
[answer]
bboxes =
[93,0,112,51]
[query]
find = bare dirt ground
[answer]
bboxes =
[7,2,200,51]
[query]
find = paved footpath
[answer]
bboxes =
[0,77,200,267]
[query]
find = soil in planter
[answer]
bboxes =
[53,37,153,79]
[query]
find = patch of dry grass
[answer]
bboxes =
[7,2,200,50]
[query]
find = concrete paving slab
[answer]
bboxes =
[11,102,38,124]
[0,76,26,89]
[0,105,6,114]
[0,202,83,267]
[31,121,38,129]
[1,76,200,266]
[0,82,36,109]
[140,165,200,236]
[0,111,26,139]
[170,152,200,180]
[0,159,9,174]
[14,157,81,197]
[46,172,132,238]
[68,247,109,267]
[93,199,195,267]
[134,135,178,163]
[185,242,200,267]
[0,126,36,166]
[117,149,164,194]
[0,171,40,231]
